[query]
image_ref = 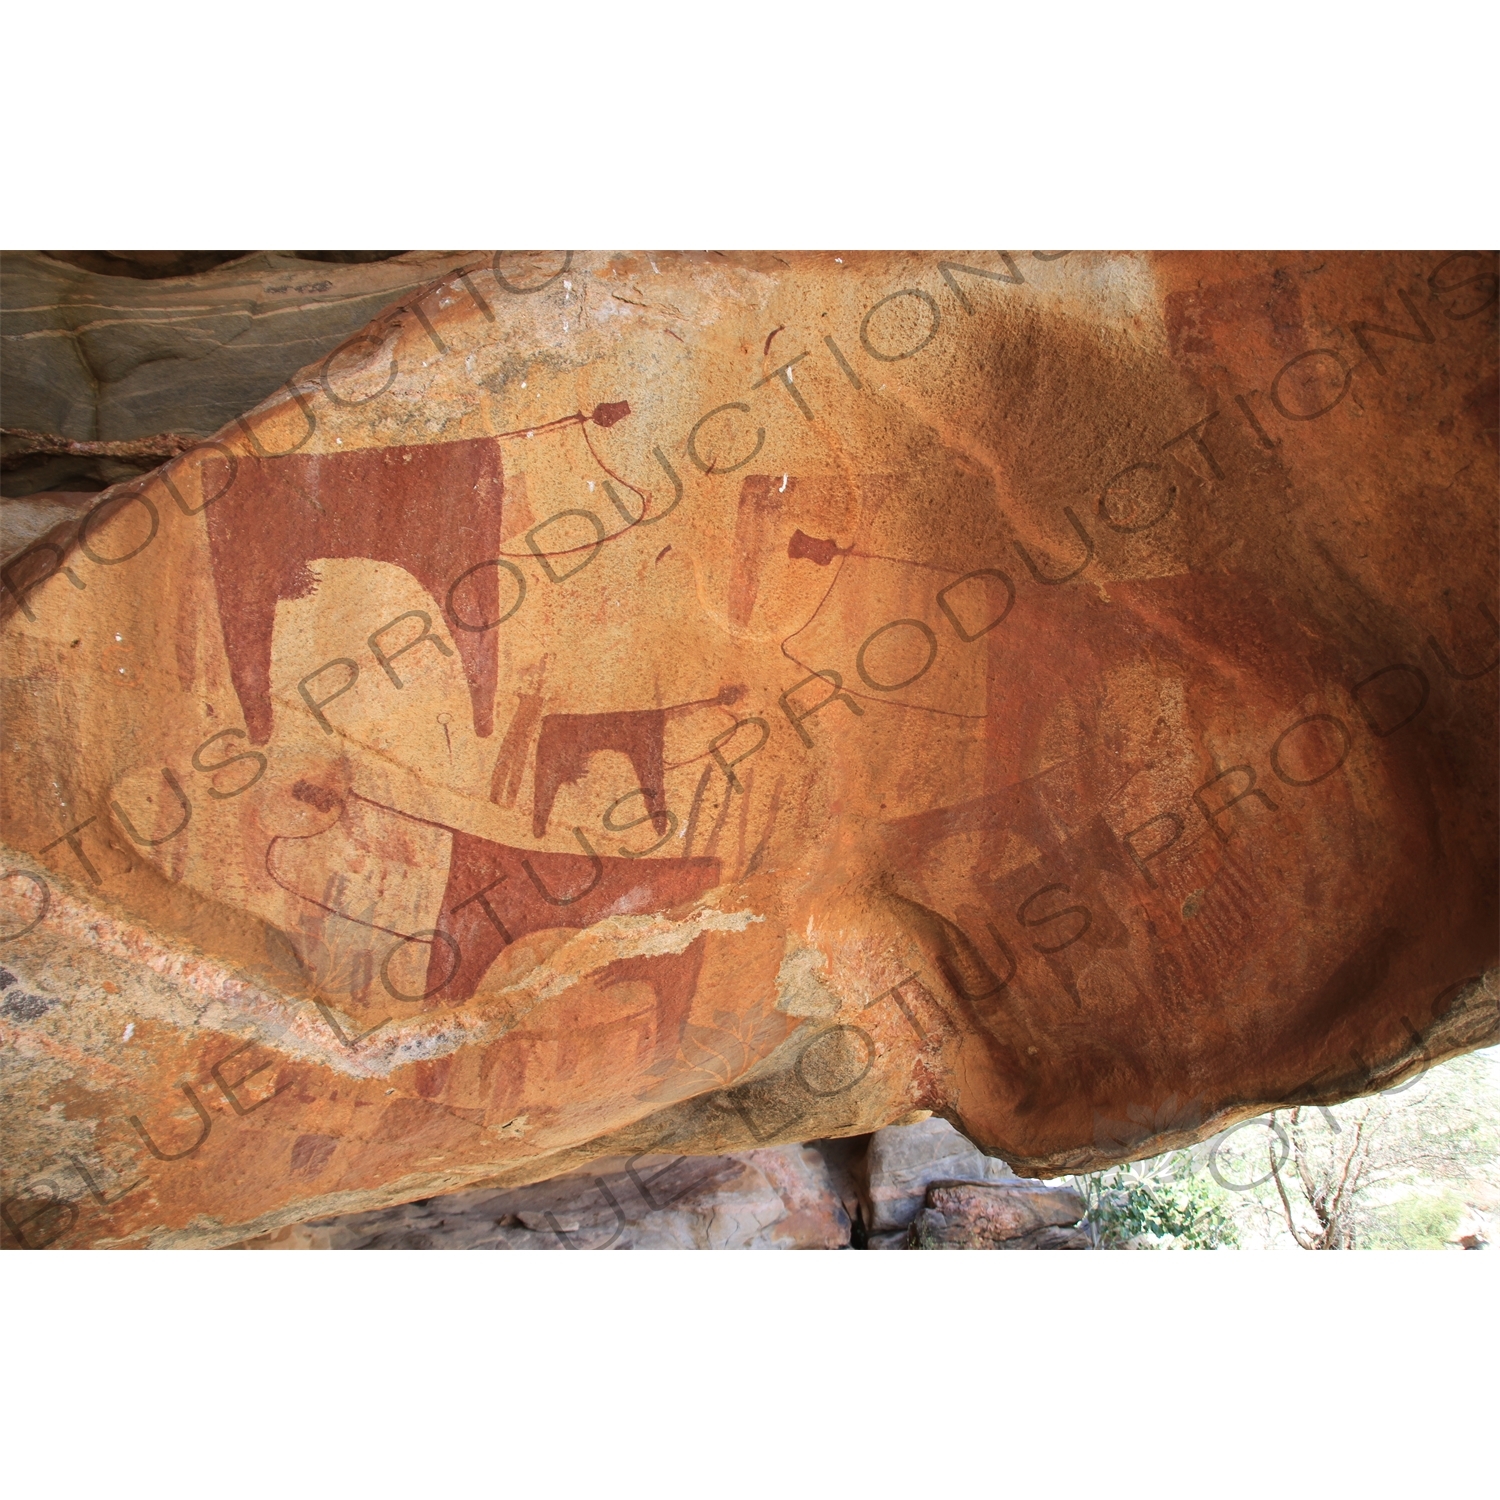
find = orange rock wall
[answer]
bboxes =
[1,251,1495,1247]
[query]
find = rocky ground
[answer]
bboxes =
[237,1115,1090,1250]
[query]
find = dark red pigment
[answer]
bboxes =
[530,689,747,836]
[787,528,843,566]
[204,403,632,746]
[590,402,632,428]
[431,830,719,1002]
[207,436,506,743]
[533,709,668,839]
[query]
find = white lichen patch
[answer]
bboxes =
[773,941,842,1019]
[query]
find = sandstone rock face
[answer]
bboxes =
[2,251,1496,1249]
[238,1142,850,1249]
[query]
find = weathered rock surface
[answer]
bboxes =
[238,1142,850,1249]
[235,1116,1081,1251]
[1,492,97,568]
[861,1115,1021,1240]
[0,251,473,496]
[908,1180,1090,1250]
[2,251,1496,1248]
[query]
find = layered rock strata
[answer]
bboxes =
[0,251,474,495]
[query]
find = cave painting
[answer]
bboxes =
[1,250,1495,1247]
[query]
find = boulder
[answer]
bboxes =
[237,1142,850,1250]
[862,1115,1019,1235]
[1,251,1495,1248]
[908,1180,1090,1250]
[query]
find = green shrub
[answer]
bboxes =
[1087,1170,1240,1249]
